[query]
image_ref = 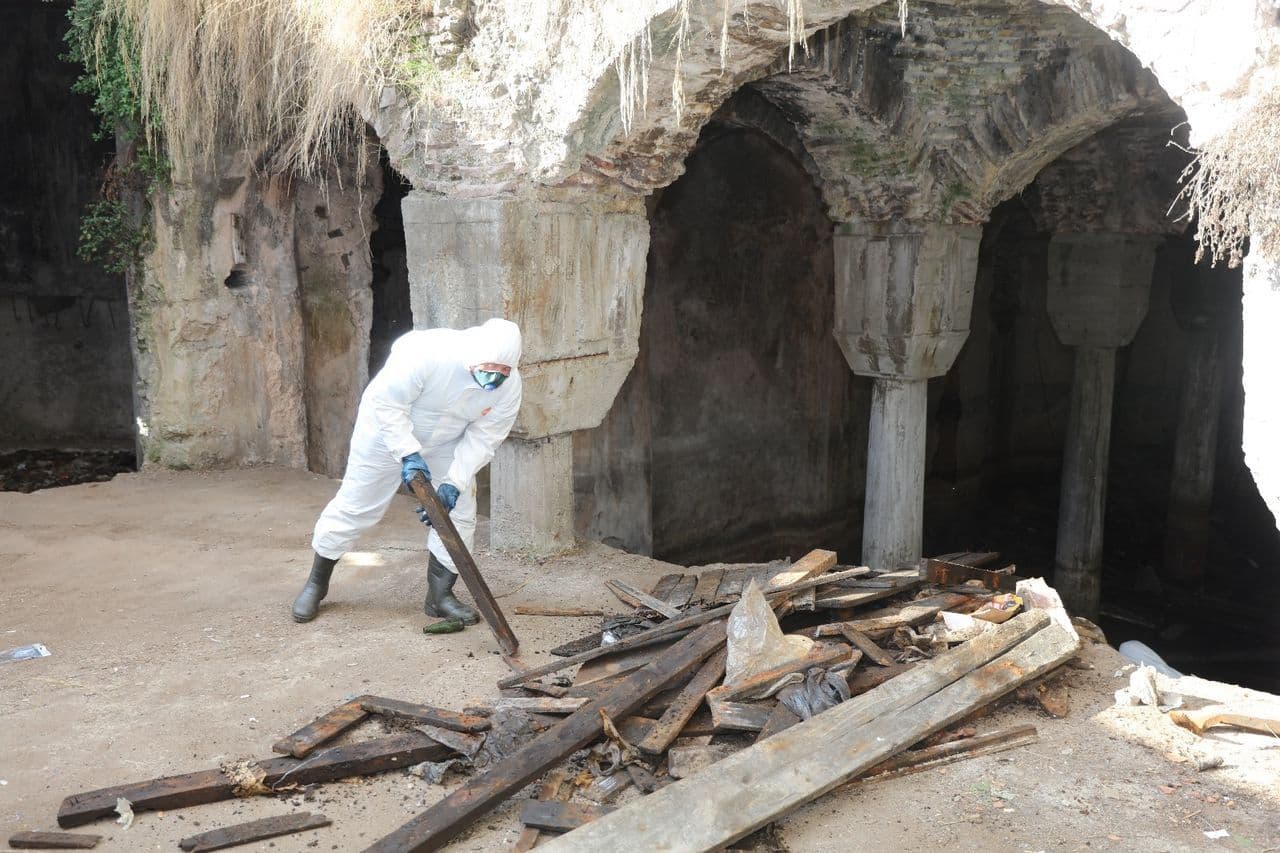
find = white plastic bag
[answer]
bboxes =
[724,580,813,698]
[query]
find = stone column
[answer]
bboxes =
[1163,261,1234,587]
[401,190,648,555]
[833,221,982,571]
[1046,233,1159,617]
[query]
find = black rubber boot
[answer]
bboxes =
[425,554,479,625]
[292,553,338,623]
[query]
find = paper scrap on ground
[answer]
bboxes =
[0,643,51,663]
[115,797,134,829]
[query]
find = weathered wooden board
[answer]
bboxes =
[754,704,801,742]
[839,627,896,666]
[540,613,1077,852]
[813,568,922,610]
[493,697,590,714]
[664,575,699,609]
[858,724,1039,781]
[637,648,728,755]
[511,769,567,853]
[178,812,331,851]
[571,641,671,687]
[497,566,867,689]
[650,573,684,602]
[360,697,490,733]
[606,579,682,618]
[710,643,852,703]
[409,472,519,655]
[271,697,370,758]
[416,725,485,758]
[57,733,449,828]
[8,831,101,849]
[366,620,729,852]
[519,801,614,833]
[816,592,972,639]
[690,568,725,606]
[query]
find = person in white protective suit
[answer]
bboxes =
[291,318,523,625]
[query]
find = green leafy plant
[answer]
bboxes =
[64,0,165,275]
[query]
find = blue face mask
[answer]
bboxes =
[472,368,507,391]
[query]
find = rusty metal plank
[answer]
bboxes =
[924,558,1017,591]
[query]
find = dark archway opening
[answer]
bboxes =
[0,0,136,491]
[368,149,413,374]
[926,197,1280,692]
[577,116,870,565]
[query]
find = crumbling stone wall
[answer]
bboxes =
[132,148,378,473]
[0,2,133,450]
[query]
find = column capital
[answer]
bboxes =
[401,190,648,438]
[833,220,982,380]
[1047,232,1160,349]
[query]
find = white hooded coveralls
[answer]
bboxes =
[312,318,523,571]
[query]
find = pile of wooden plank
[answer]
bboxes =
[27,549,1080,853]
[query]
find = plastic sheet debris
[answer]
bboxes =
[1113,664,1183,712]
[725,580,813,698]
[777,667,851,720]
[1,643,50,663]
[1117,640,1183,678]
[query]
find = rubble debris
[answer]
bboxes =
[539,612,1079,851]
[364,621,729,851]
[177,812,330,851]
[512,769,568,852]
[8,830,101,849]
[42,550,1102,852]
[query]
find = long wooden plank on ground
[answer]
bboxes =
[365,620,729,853]
[637,647,728,755]
[8,832,101,849]
[513,605,604,617]
[272,696,370,757]
[58,733,450,828]
[178,812,331,851]
[497,564,866,689]
[409,472,519,655]
[360,697,491,732]
[539,612,1077,852]
[519,801,614,833]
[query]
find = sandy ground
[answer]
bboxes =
[1,467,1278,852]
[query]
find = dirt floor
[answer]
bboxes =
[2,468,1278,852]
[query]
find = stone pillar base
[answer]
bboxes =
[491,434,575,555]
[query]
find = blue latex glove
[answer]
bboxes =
[401,452,431,491]
[414,483,461,527]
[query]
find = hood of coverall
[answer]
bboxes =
[461,318,522,371]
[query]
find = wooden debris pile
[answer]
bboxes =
[27,549,1082,853]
